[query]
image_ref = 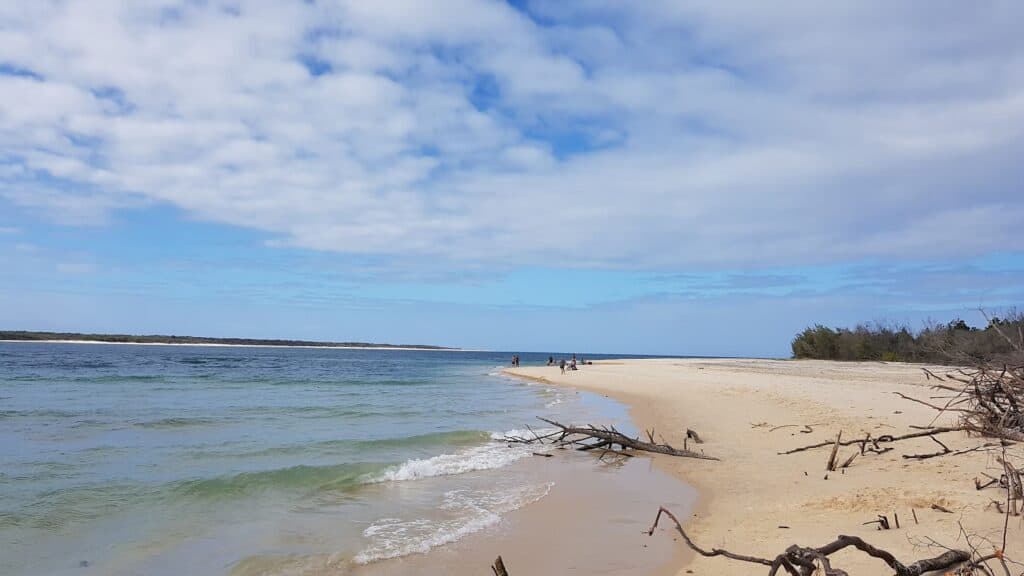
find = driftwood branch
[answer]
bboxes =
[826,431,842,471]
[780,427,962,455]
[648,506,972,576]
[491,555,508,576]
[902,435,953,459]
[504,417,719,460]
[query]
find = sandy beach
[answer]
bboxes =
[505,358,1022,575]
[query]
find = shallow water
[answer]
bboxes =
[0,343,658,575]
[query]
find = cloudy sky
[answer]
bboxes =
[1,1,1022,356]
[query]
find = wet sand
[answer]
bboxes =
[357,452,696,576]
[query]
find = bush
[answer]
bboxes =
[790,311,1024,364]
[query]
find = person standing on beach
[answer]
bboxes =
[559,359,566,374]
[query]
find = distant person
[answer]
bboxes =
[559,359,566,374]
[570,357,577,371]
[547,356,554,366]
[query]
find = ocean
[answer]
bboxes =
[0,343,653,575]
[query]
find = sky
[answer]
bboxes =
[1,1,1023,357]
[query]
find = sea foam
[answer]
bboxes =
[354,482,553,564]
[368,428,556,483]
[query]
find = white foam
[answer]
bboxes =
[366,429,557,484]
[354,482,553,564]
[490,427,558,441]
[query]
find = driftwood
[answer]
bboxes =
[491,555,508,576]
[826,431,842,471]
[504,418,719,460]
[686,428,704,444]
[902,436,952,459]
[780,427,962,455]
[647,506,974,573]
[648,506,971,576]
[904,363,1024,442]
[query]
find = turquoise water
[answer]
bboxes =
[0,343,640,575]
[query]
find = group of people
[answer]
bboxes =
[547,353,584,374]
[511,353,590,374]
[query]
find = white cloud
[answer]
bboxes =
[0,1,1022,271]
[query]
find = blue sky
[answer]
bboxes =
[1,1,1023,357]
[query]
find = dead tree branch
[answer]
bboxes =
[780,427,962,455]
[503,418,719,460]
[647,506,971,576]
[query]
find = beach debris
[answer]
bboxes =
[491,555,509,576]
[686,428,704,444]
[839,450,858,469]
[503,418,719,461]
[999,453,1023,518]
[863,514,892,530]
[902,363,1024,443]
[756,423,817,433]
[931,503,953,514]
[825,431,842,471]
[646,506,975,576]
[901,436,953,459]
[779,426,962,456]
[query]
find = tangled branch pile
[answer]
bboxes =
[954,366,1019,438]
[936,366,1024,442]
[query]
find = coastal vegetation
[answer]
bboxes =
[0,330,452,350]
[790,311,1024,363]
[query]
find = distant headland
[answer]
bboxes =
[0,331,455,350]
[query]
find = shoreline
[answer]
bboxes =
[349,376,698,576]
[505,358,1021,575]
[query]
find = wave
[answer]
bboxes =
[368,429,555,483]
[238,430,491,458]
[354,482,553,564]
[0,409,83,419]
[172,462,390,499]
[134,416,221,429]
[174,428,551,499]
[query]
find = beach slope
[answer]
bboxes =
[506,358,1020,575]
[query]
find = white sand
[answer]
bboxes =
[506,358,1022,575]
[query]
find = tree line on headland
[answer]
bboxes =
[0,331,452,350]
[791,311,1023,364]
